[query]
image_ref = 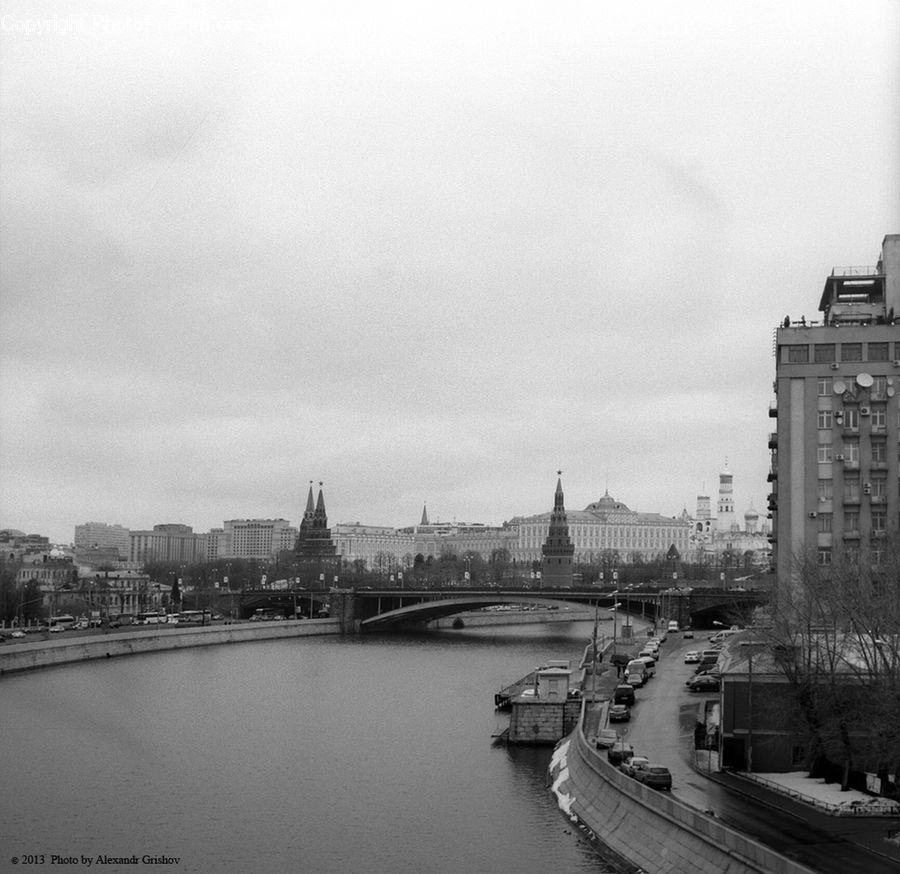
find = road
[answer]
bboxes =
[616,627,900,874]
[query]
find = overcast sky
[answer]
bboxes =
[2,1,899,544]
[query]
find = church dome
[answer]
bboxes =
[744,506,759,522]
[585,490,630,513]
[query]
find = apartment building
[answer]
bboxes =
[770,234,900,583]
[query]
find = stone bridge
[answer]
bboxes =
[318,586,768,633]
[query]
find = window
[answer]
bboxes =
[814,344,836,363]
[817,376,833,396]
[872,510,886,533]
[817,513,832,533]
[872,441,886,463]
[872,376,887,400]
[871,405,886,429]
[786,345,809,363]
[872,477,887,498]
[868,342,889,361]
[843,408,859,431]
[841,343,862,362]
[843,440,859,463]
[817,409,833,429]
[844,477,860,502]
[817,443,833,463]
[818,479,833,501]
[817,548,831,566]
[844,510,859,531]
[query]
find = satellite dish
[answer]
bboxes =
[888,387,896,398]
[833,380,846,394]
[857,372,874,388]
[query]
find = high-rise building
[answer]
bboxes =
[222,519,297,559]
[74,522,131,558]
[129,524,204,564]
[770,234,900,586]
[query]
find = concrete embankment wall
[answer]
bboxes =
[0,619,341,676]
[552,715,817,874]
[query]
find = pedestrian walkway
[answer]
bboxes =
[694,753,900,867]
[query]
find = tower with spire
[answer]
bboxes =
[540,473,575,587]
[295,481,337,584]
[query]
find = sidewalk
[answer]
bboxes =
[694,752,900,867]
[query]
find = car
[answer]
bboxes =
[612,684,635,706]
[11,630,26,638]
[683,651,701,664]
[608,704,630,723]
[49,624,65,633]
[687,674,721,692]
[607,742,635,765]
[635,656,656,677]
[682,629,694,639]
[620,755,650,777]
[634,763,673,790]
[595,728,620,749]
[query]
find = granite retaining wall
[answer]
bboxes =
[549,709,818,874]
[0,619,342,675]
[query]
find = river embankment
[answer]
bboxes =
[0,618,341,675]
[549,710,816,874]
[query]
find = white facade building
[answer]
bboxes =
[74,522,131,558]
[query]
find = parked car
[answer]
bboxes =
[634,763,673,790]
[11,630,26,638]
[682,629,694,639]
[620,755,650,777]
[595,729,619,749]
[607,742,635,765]
[687,674,721,692]
[636,655,656,676]
[683,651,700,664]
[609,704,630,723]
[613,684,636,706]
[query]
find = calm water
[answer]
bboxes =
[1,623,615,874]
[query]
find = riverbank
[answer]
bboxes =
[0,618,341,675]
[550,712,816,874]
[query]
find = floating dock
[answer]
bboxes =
[494,660,571,709]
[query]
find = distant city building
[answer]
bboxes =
[74,522,130,558]
[508,491,691,564]
[222,519,297,559]
[770,234,900,585]
[688,465,771,569]
[0,529,51,560]
[540,476,575,586]
[129,524,204,564]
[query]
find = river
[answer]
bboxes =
[1,621,619,874]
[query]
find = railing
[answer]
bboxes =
[831,265,879,277]
[743,772,900,817]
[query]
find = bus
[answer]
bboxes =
[48,614,77,631]
[137,611,167,625]
[177,609,212,625]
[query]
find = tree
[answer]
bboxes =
[763,537,900,792]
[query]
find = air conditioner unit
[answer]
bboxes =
[893,360,900,367]
[830,363,840,370]
[808,512,817,518]
[860,406,870,415]
[835,454,845,461]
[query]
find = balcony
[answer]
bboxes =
[768,432,777,449]
[768,402,778,418]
